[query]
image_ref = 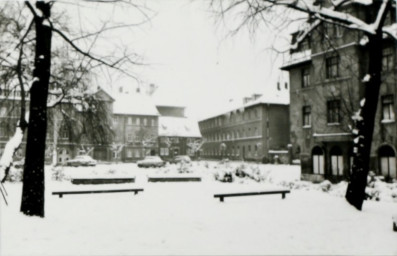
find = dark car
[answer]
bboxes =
[169,155,192,164]
[66,155,97,167]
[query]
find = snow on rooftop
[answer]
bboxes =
[113,93,159,116]
[158,116,202,138]
[281,49,312,70]
[201,92,289,121]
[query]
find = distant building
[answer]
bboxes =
[156,105,202,159]
[1,82,202,164]
[111,93,159,162]
[199,94,290,163]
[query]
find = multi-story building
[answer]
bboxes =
[281,3,397,181]
[156,105,202,159]
[199,94,290,163]
[0,86,115,164]
[111,93,159,162]
[1,85,202,164]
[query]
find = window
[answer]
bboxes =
[382,95,395,122]
[382,47,394,72]
[330,147,344,176]
[379,146,396,179]
[127,117,133,125]
[302,68,310,88]
[134,149,141,158]
[302,106,312,127]
[323,23,342,39]
[151,119,156,126]
[0,107,7,117]
[127,149,133,158]
[136,117,140,125]
[326,56,339,79]
[160,148,169,156]
[312,147,325,175]
[327,100,341,124]
[60,125,69,139]
[112,117,118,125]
[143,118,147,126]
[127,133,133,142]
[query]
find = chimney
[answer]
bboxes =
[147,83,158,96]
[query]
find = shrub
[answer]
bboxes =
[52,167,65,181]
[5,167,23,182]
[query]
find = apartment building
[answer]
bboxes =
[281,2,397,181]
[199,94,290,163]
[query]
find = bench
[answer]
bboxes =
[148,177,201,182]
[214,190,290,202]
[71,178,135,185]
[52,188,144,198]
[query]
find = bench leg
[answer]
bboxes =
[220,197,224,202]
[282,193,285,199]
[59,194,63,198]
[134,191,138,195]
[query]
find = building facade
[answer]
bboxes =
[281,2,397,181]
[199,94,290,163]
[110,93,159,162]
[157,106,202,159]
[1,88,202,164]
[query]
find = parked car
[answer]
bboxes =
[66,155,97,167]
[137,156,165,168]
[169,155,191,164]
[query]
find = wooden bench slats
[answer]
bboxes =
[148,177,201,182]
[214,190,290,202]
[71,178,135,185]
[52,188,144,198]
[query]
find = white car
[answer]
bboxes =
[137,156,165,168]
[66,155,97,167]
[393,213,397,232]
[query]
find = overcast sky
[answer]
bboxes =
[60,0,293,120]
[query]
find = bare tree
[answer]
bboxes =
[0,1,150,217]
[212,0,396,210]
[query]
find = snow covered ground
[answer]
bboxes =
[1,161,396,255]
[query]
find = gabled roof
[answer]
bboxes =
[113,93,159,116]
[158,116,201,138]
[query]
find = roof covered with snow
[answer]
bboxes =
[158,116,202,138]
[280,49,312,70]
[113,93,159,116]
[200,92,289,121]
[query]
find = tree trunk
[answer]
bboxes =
[345,34,383,210]
[20,7,52,217]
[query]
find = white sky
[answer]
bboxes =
[57,0,293,120]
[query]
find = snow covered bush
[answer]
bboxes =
[107,169,116,175]
[52,167,65,181]
[214,170,233,182]
[319,180,332,192]
[178,162,192,173]
[4,167,23,182]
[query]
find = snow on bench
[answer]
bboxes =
[71,177,135,185]
[147,177,201,182]
[214,190,290,202]
[52,188,144,198]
